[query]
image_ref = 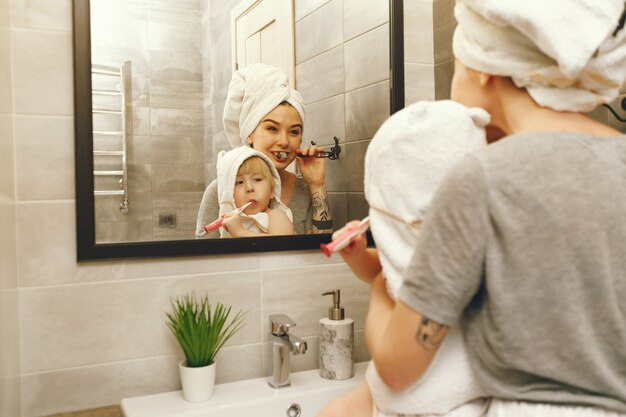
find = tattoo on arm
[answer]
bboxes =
[415,317,446,350]
[311,186,333,233]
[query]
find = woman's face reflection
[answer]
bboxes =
[246,103,303,171]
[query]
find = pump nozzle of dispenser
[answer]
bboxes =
[322,289,345,320]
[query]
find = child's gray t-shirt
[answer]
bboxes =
[398,132,626,413]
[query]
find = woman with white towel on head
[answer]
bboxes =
[325,0,626,416]
[195,63,332,238]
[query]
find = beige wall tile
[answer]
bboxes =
[21,356,181,417]
[0,4,20,414]
[259,250,342,270]
[12,29,73,115]
[16,201,127,287]
[10,0,72,31]
[433,0,455,64]
[0,116,15,197]
[0,290,20,417]
[404,0,434,64]
[343,0,389,42]
[20,271,261,373]
[295,0,331,21]
[434,58,454,100]
[344,24,389,92]
[0,198,17,289]
[14,115,75,201]
[296,0,343,64]
[405,62,435,104]
[0,27,11,114]
[345,81,389,142]
[261,263,369,339]
[296,45,344,104]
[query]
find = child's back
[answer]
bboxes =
[363,100,490,416]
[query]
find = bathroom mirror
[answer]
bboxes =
[73,0,404,260]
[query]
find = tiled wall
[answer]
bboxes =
[404,0,455,105]
[91,0,205,243]
[10,2,374,416]
[0,0,21,415]
[406,0,626,130]
[206,0,390,228]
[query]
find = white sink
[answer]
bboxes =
[121,362,367,417]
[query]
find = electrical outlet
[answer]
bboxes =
[159,213,176,228]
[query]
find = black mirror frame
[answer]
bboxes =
[72,0,404,261]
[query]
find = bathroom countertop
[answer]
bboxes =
[45,405,122,417]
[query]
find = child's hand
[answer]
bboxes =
[332,220,367,260]
[222,212,244,236]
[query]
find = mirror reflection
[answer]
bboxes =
[88,0,390,244]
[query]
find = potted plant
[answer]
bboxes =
[165,292,246,402]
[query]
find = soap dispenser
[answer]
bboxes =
[319,289,354,380]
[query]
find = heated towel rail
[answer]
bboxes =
[91,62,130,213]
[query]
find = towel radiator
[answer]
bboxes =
[91,62,130,213]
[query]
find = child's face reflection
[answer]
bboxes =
[233,172,273,214]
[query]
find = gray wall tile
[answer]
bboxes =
[296,46,344,104]
[152,136,205,164]
[343,0,388,41]
[345,81,389,142]
[304,94,345,146]
[295,0,343,64]
[344,24,389,92]
[152,164,205,192]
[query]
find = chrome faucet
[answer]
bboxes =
[268,314,308,388]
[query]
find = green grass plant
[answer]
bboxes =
[166,292,247,368]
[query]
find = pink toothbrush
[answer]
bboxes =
[320,217,370,257]
[202,201,255,234]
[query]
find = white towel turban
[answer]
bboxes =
[223,63,306,148]
[364,100,489,298]
[453,0,626,112]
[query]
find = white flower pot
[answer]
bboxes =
[179,360,216,403]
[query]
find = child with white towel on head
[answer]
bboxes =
[213,146,294,238]
[317,100,492,417]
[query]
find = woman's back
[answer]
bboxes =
[403,131,626,412]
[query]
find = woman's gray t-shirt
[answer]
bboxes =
[195,176,312,238]
[399,132,626,412]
